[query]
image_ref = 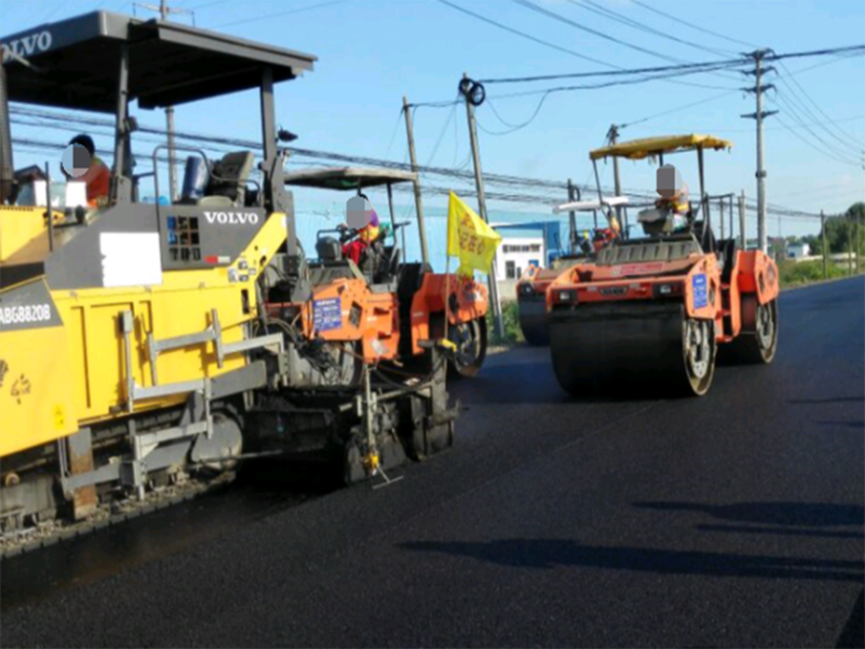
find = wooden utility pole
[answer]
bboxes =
[849,216,854,275]
[739,190,746,248]
[402,96,430,265]
[820,210,827,279]
[461,74,503,339]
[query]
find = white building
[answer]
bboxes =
[495,235,546,280]
[787,242,811,259]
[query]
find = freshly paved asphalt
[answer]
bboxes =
[2,277,863,648]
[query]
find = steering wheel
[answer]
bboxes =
[336,223,360,244]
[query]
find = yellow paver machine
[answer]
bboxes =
[0,11,458,556]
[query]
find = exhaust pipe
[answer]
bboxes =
[0,59,15,204]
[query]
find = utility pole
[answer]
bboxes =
[567,178,578,253]
[738,190,747,248]
[741,49,778,254]
[460,74,504,339]
[719,196,725,239]
[821,210,827,279]
[136,0,193,201]
[607,124,624,235]
[848,216,854,275]
[728,193,734,242]
[402,96,430,265]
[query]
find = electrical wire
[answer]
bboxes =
[574,0,736,58]
[478,59,749,85]
[477,94,553,135]
[437,0,736,91]
[768,93,862,165]
[776,60,863,154]
[10,107,848,221]
[630,0,759,49]
[511,0,743,88]
[437,0,612,68]
[772,113,863,168]
[211,0,347,28]
[619,89,741,129]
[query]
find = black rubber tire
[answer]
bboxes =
[725,297,779,364]
[680,317,717,397]
[448,317,487,379]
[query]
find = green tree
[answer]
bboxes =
[818,201,865,255]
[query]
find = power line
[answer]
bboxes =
[654,114,865,135]
[437,0,614,68]
[477,58,749,85]
[437,0,736,91]
[768,91,862,164]
[619,89,741,129]
[477,94,554,135]
[630,0,759,49]
[776,60,863,153]
[772,112,862,167]
[572,0,736,59]
[513,0,689,65]
[10,106,849,221]
[211,0,347,29]
[511,0,742,89]
[488,63,744,100]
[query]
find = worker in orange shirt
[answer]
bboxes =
[66,134,110,208]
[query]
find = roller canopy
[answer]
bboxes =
[553,196,630,213]
[283,167,419,190]
[589,134,733,161]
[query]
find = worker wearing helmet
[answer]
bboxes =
[65,134,110,208]
[340,196,381,265]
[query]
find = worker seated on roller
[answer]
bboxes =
[655,165,691,216]
[339,195,381,266]
[655,164,690,224]
[63,134,111,208]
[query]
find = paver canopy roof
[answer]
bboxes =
[1,10,316,113]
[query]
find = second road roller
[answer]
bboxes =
[546,135,780,397]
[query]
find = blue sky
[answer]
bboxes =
[2,0,864,266]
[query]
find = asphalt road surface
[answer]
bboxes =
[2,277,863,648]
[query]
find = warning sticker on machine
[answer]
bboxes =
[612,262,665,277]
[692,273,708,309]
[313,298,342,332]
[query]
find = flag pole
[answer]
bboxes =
[444,198,452,344]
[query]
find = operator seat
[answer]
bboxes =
[178,151,255,207]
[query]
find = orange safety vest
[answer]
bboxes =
[81,156,111,207]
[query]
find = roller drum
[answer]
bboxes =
[518,294,549,346]
[549,301,716,398]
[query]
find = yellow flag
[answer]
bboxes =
[447,192,502,278]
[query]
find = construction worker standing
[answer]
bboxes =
[66,134,110,207]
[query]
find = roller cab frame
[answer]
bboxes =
[516,195,630,346]
[270,166,489,379]
[546,135,779,398]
